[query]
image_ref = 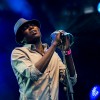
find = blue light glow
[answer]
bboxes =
[6,0,32,18]
[90,85,100,100]
[97,2,100,13]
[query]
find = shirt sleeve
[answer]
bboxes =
[70,72,77,86]
[11,48,42,81]
[56,52,77,86]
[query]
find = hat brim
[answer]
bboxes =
[16,19,40,44]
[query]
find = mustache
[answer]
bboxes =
[30,30,37,34]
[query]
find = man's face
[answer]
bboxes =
[22,23,41,43]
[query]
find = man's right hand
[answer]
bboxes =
[51,30,64,46]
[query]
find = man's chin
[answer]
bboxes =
[30,37,41,44]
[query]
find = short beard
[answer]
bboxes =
[30,36,41,44]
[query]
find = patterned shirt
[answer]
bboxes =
[11,44,77,100]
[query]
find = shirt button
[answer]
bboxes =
[49,95,51,98]
[49,95,52,100]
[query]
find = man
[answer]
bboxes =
[11,18,77,100]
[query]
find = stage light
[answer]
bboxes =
[84,6,94,14]
[90,85,100,100]
[97,2,100,13]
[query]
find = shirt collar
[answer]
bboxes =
[23,43,48,51]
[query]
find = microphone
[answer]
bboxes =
[50,30,74,46]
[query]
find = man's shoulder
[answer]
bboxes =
[13,46,27,50]
[11,46,29,54]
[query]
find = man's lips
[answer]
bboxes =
[30,30,37,35]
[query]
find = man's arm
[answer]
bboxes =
[59,34,77,85]
[64,35,77,85]
[35,32,62,73]
[65,49,76,77]
[35,41,57,73]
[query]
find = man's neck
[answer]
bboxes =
[34,42,44,54]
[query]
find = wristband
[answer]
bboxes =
[65,49,71,55]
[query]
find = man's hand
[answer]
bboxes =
[51,30,63,46]
[51,30,72,50]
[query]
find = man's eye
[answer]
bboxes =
[31,24,34,26]
[23,27,27,31]
[24,27,27,30]
[21,27,27,32]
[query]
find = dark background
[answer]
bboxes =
[0,0,100,100]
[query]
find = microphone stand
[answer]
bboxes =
[60,40,74,100]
